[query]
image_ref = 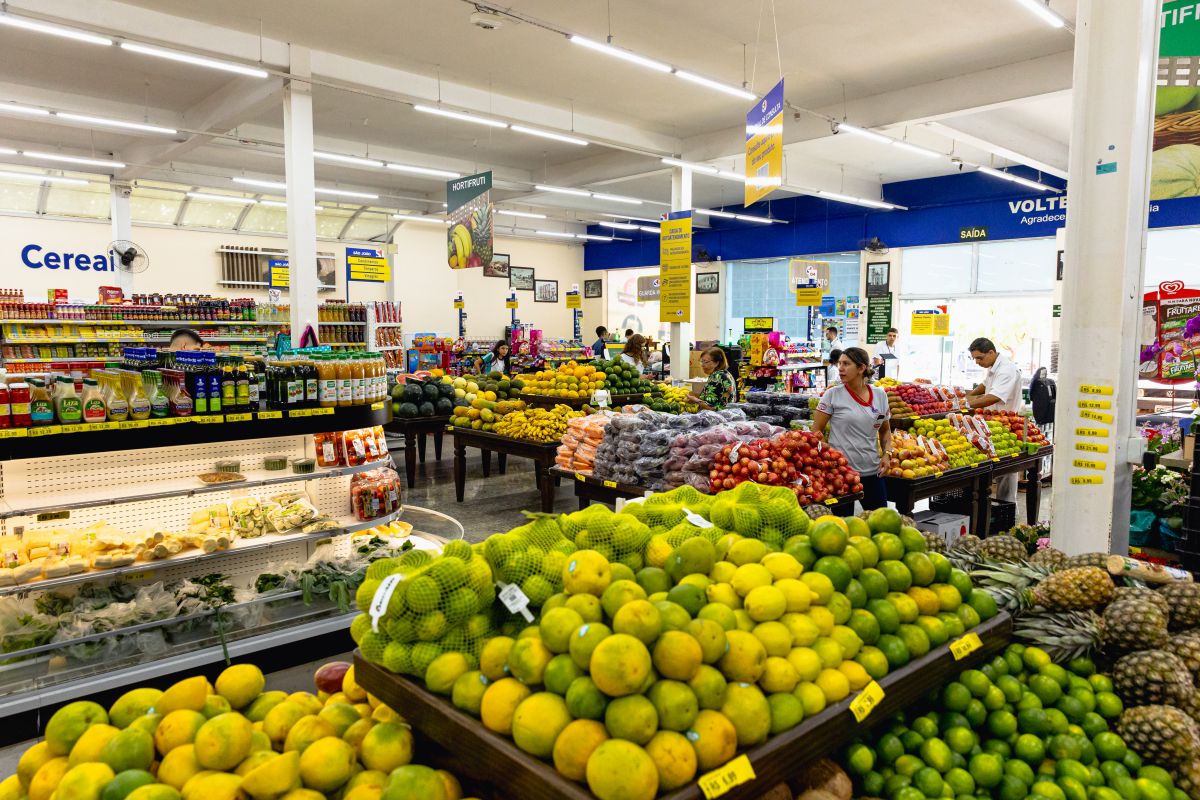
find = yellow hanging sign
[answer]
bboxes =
[659,214,693,323]
[566,293,582,309]
[505,299,519,309]
[796,283,822,306]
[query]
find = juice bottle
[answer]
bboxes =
[375,354,387,401]
[80,378,106,423]
[124,370,151,420]
[55,376,82,423]
[317,355,337,408]
[236,362,250,411]
[0,382,9,429]
[29,379,53,426]
[336,354,352,407]
[192,357,209,415]
[304,355,319,407]
[286,356,303,407]
[350,352,366,405]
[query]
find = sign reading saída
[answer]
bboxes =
[959,226,988,241]
[446,172,493,269]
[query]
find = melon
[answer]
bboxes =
[418,401,436,417]
[1156,86,1199,116]
[402,383,423,403]
[397,402,419,419]
[1151,144,1200,199]
[435,398,454,415]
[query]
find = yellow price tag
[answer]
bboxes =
[1079,384,1114,396]
[147,418,176,427]
[991,457,1000,462]
[28,425,59,437]
[194,415,224,424]
[0,428,27,438]
[951,633,983,660]
[118,420,148,430]
[934,471,943,478]
[1070,475,1104,485]
[698,755,756,799]
[258,410,282,420]
[371,401,385,411]
[1075,427,1108,438]
[124,570,153,582]
[226,413,252,423]
[576,473,585,482]
[850,680,885,722]
[1073,459,1105,471]
[1077,400,1111,410]
[1075,442,1109,454]
[289,409,312,418]
[603,480,617,488]
[1080,410,1113,424]
[86,421,118,431]
[60,423,87,434]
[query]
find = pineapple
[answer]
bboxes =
[922,531,947,554]
[1029,546,1067,571]
[1065,552,1110,569]
[969,560,1051,612]
[1113,586,1170,617]
[1030,566,1115,611]
[1173,757,1200,800]
[1168,632,1200,686]
[1113,650,1195,708]
[1102,598,1169,652]
[1158,582,1200,629]
[1014,609,1104,662]
[978,534,1029,562]
[955,534,982,553]
[1119,705,1200,767]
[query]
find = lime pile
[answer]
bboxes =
[844,644,1190,800]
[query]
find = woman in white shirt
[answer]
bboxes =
[811,347,892,510]
[621,334,650,374]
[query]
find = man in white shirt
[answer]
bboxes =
[822,326,845,386]
[966,337,1023,504]
[872,327,901,380]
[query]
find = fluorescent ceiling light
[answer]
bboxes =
[835,122,893,145]
[536,184,590,197]
[673,70,755,101]
[1012,0,1066,28]
[317,187,378,199]
[536,230,578,238]
[187,192,256,204]
[578,234,614,241]
[568,35,671,73]
[639,225,661,233]
[661,157,718,175]
[0,13,113,46]
[598,221,639,230]
[592,192,642,205]
[55,111,176,135]
[118,41,269,78]
[22,151,124,169]
[257,200,323,210]
[693,208,737,219]
[0,170,88,186]
[735,214,775,224]
[977,165,1056,192]
[314,151,383,168]
[393,213,449,224]
[745,176,782,188]
[601,212,663,224]
[818,190,901,210]
[0,147,17,156]
[414,104,507,128]
[0,103,50,117]
[385,163,461,178]
[510,125,588,146]
[497,209,547,219]
[891,140,941,158]
[233,177,287,190]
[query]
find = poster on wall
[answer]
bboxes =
[584,279,603,298]
[866,294,893,343]
[268,258,289,289]
[788,259,830,293]
[1139,280,1200,382]
[446,171,493,269]
[346,247,389,283]
[659,211,692,323]
[866,261,890,298]
[744,78,784,206]
[1151,2,1200,199]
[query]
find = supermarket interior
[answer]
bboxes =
[2,2,1200,800]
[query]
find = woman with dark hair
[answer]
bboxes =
[480,340,510,374]
[687,346,735,411]
[811,346,892,510]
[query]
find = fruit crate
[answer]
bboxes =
[988,499,1016,533]
[929,486,971,514]
[354,612,1012,800]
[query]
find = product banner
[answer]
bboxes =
[788,259,830,293]
[636,275,660,301]
[745,78,784,206]
[346,247,389,283]
[1139,279,1200,382]
[268,259,289,289]
[446,171,493,269]
[1152,1,1200,200]
[866,294,893,344]
[659,211,692,323]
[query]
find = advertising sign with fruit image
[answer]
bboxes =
[1139,280,1200,382]
[446,171,493,269]
[1152,2,1200,199]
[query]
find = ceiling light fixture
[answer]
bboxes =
[977,165,1057,192]
[0,147,15,156]
[577,234,614,241]
[233,177,287,190]
[601,212,664,224]
[535,230,578,238]
[187,192,256,204]
[535,184,590,197]
[510,125,588,146]
[891,140,942,158]
[0,170,88,186]
[673,70,756,101]
[257,200,323,210]
[118,42,269,78]
[817,190,903,210]
[393,213,450,224]
[734,214,775,224]
[1012,0,1067,28]
[22,151,125,169]
[317,187,379,199]
[692,208,738,219]
[385,163,461,178]
[0,103,50,117]
[496,209,547,219]
[591,192,642,205]
[314,151,384,168]
[661,157,718,174]
[55,111,176,135]
[567,35,671,72]
[0,12,113,45]
[639,225,661,233]
[597,221,639,230]
[413,104,507,128]
[835,122,893,145]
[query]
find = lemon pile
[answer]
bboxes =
[493,404,582,442]
[3,663,468,800]
[521,362,606,399]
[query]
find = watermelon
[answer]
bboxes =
[435,398,454,415]
[422,383,441,402]
[390,383,406,400]
[402,383,423,403]
[397,402,419,419]
[438,382,455,398]
[418,401,436,416]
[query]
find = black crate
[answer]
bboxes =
[930,487,971,514]
[989,500,1016,533]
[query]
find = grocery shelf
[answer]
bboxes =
[0,457,391,519]
[0,319,287,326]
[372,322,404,328]
[1,337,146,344]
[0,357,122,364]
[319,321,367,327]
[374,345,404,352]
[0,507,402,597]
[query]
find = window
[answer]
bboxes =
[726,252,861,341]
[900,244,973,295]
[976,239,1056,292]
[1146,227,1200,292]
[44,182,110,219]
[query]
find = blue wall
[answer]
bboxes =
[583,167,1200,270]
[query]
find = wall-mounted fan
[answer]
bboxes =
[859,236,890,255]
[110,240,149,274]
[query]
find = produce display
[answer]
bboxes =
[492,404,584,443]
[350,467,403,521]
[947,413,1023,459]
[883,430,954,479]
[556,414,611,474]
[356,482,998,799]
[591,358,656,396]
[390,374,458,419]
[908,418,989,470]
[0,659,467,800]
[639,383,696,414]
[729,390,814,427]
[710,429,864,505]
[978,409,1050,447]
[522,361,607,400]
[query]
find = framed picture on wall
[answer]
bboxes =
[696,272,719,294]
[509,266,535,291]
[534,279,559,303]
[584,278,603,298]
[866,261,890,298]
[483,253,510,278]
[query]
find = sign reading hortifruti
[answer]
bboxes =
[446,171,493,269]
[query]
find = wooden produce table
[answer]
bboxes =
[883,464,993,536]
[355,612,1011,800]
[448,427,562,512]
[520,392,648,409]
[384,416,450,488]
[981,445,1054,533]
[550,466,649,509]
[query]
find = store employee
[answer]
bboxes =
[873,328,900,380]
[965,336,1023,502]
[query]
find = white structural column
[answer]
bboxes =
[283,45,319,336]
[110,182,133,294]
[1050,0,1158,554]
[669,167,694,382]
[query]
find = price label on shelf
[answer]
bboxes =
[123,571,153,583]
[193,415,224,424]
[1070,475,1104,485]
[603,480,617,488]
[118,420,148,430]
[698,755,756,799]
[1075,427,1109,438]
[1079,410,1113,424]
[825,497,838,506]
[1073,458,1105,471]
[1079,384,1114,396]
[147,418,177,427]
[1075,442,1109,454]
[0,428,27,439]
[311,407,334,416]
[226,413,252,423]
[1077,400,1111,410]
[86,421,118,432]
[60,424,86,434]
[576,473,585,482]
[371,401,385,411]
[850,681,885,722]
[991,457,1000,462]
[257,411,282,420]
[289,409,312,418]
[951,633,983,660]
[29,425,61,437]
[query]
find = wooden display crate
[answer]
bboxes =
[355,612,1012,800]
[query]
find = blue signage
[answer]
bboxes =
[21,244,112,272]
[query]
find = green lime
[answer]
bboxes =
[878,732,905,765]
[1088,674,1114,693]
[863,771,886,796]
[945,767,976,796]
[847,743,876,776]
[848,609,882,645]
[897,624,931,659]
[1068,688,1096,715]
[813,556,853,592]
[1029,675,1063,705]
[868,599,902,635]
[877,634,911,669]
[921,737,955,773]
[844,579,868,609]
[1137,779,1172,800]
[940,711,971,733]
[895,786,925,800]
[1031,782,1066,800]
[1121,750,1143,771]
[981,664,998,683]
[1092,732,1126,762]
[948,569,973,601]
[1174,789,1191,800]
[1137,766,1174,790]
[1087,765,1106,788]
[916,767,946,797]
[960,670,992,698]
[943,682,973,712]
[964,699,987,728]
[989,654,1011,676]
[1056,695,1086,724]
[997,675,1024,704]
[915,616,949,646]
[1080,712,1108,739]
[1040,663,1069,688]
[1055,760,1090,785]
[1048,734,1082,761]
[998,774,1030,800]
[884,774,912,797]
[970,752,1004,789]
[1006,759,1036,787]
[982,685,1007,712]
[956,603,982,630]
[901,730,925,754]
[665,584,704,617]
[912,715,939,740]
[984,740,1012,759]
[944,726,977,755]
[1004,650,1025,676]
[1110,774,1141,800]
[1014,733,1046,764]
[1017,709,1051,736]
[1044,708,1070,734]
[1057,776,1088,800]
[1016,692,1044,712]
[859,569,890,600]
[895,754,925,777]
[987,710,1018,739]
[1094,692,1123,719]
[938,612,967,640]
[1023,647,1052,671]
[1100,761,1130,783]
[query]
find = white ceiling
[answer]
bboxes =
[0,0,1079,225]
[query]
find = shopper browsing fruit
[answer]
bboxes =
[481,340,511,374]
[686,346,735,411]
[966,336,1023,503]
[621,334,651,374]
[811,347,892,510]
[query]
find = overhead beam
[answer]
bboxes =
[925,111,1069,180]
